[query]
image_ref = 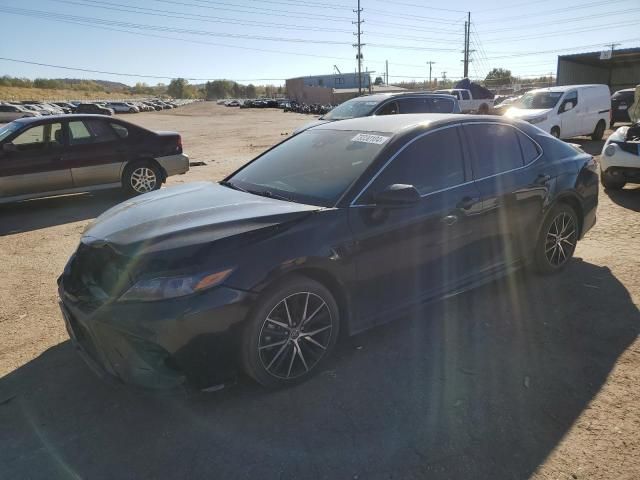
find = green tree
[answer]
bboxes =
[167,78,188,98]
[246,83,257,98]
[485,68,513,86]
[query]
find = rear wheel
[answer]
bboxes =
[534,204,579,274]
[550,126,561,138]
[591,120,606,141]
[122,161,162,196]
[242,276,340,387]
[601,170,625,190]
[478,103,489,115]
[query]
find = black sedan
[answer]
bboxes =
[57,114,598,390]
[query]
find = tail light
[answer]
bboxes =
[176,135,182,153]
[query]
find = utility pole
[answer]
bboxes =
[442,71,447,86]
[427,61,436,89]
[463,12,471,78]
[605,43,620,89]
[385,60,388,85]
[353,0,364,95]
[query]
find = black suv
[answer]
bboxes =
[610,88,635,128]
[76,103,114,116]
[293,92,461,134]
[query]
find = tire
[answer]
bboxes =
[550,127,561,138]
[591,120,606,141]
[478,103,489,115]
[122,161,162,196]
[601,170,625,190]
[534,203,579,274]
[242,275,340,388]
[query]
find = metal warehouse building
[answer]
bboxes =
[286,72,371,104]
[557,47,640,91]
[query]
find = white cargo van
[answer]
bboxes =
[505,85,611,140]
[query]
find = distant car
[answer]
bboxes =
[77,103,114,116]
[0,114,189,203]
[505,84,610,140]
[610,88,635,128]
[143,101,162,111]
[293,92,461,134]
[226,100,241,107]
[599,124,640,189]
[107,102,140,113]
[0,104,41,122]
[433,88,494,114]
[52,102,78,113]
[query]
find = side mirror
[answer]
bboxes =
[563,101,574,112]
[373,184,420,207]
[2,142,17,153]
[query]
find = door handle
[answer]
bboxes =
[534,174,551,185]
[456,196,479,210]
[442,215,458,226]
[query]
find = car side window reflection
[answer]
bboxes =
[465,124,524,179]
[12,123,63,152]
[69,120,117,145]
[365,127,466,199]
[376,101,399,116]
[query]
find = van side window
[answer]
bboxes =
[560,91,577,112]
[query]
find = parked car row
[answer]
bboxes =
[0,99,199,122]
[283,102,334,115]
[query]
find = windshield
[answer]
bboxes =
[0,122,21,142]
[322,98,379,120]
[517,91,563,109]
[228,129,388,206]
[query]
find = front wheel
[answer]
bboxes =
[242,276,340,387]
[591,120,606,141]
[534,204,579,274]
[601,170,625,190]
[122,161,162,196]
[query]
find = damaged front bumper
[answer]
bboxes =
[58,280,255,389]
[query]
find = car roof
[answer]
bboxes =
[12,114,121,125]
[528,84,608,93]
[313,113,473,134]
[347,92,456,102]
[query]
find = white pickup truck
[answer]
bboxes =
[434,89,494,114]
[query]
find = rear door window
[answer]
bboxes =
[464,123,524,178]
[69,119,117,145]
[397,97,456,114]
[516,130,540,165]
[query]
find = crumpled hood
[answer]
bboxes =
[82,181,319,254]
[505,107,552,120]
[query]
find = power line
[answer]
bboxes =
[0,56,286,82]
[479,0,633,24]
[368,0,465,13]
[480,20,640,43]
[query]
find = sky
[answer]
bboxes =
[1,0,639,86]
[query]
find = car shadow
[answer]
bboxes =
[570,137,605,156]
[1,259,638,479]
[0,190,125,236]
[605,185,640,212]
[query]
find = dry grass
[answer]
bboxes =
[0,86,135,102]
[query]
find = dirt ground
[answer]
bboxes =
[0,102,638,479]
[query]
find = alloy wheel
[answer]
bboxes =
[130,167,157,193]
[258,292,333,379]
[544,212,577,267]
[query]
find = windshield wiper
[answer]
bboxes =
[246,188,293,202]
[219,180,247,192]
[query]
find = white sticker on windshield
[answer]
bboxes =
[351,133,390,145]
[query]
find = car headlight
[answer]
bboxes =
[528,115,547,125]
[119,268,233,302]
[604,144,617,157]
